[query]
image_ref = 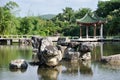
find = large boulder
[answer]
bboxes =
[41,45,62,66]
[31,37,63,66]
[101,54,120,64]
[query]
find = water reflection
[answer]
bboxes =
[37,61,93,80]
[62,60,93,76]
[9,68,27,73]
[62,61,80,75]
[100,63,120,70]
[91,42,120,61]
[94,42,120,69]
[37,65,62,80]
[80,61,93,75]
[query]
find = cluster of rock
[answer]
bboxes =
[31,37,94,67]
[63,42,93,61]
[9,37,94,70]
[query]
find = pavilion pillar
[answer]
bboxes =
[86,26,88,38]
[80,26,82,38]
[94,25,96,38]
[100,24,103,39]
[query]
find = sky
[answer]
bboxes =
[0,0,108,17]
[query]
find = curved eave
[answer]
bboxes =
[77,20,106,26]
[77,21,98,24]
[77,22,98,26]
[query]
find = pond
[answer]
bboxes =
[0,42,120,80]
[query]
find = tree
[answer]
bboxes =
[96,1,120,17]
[62,7,75,23]
[0,1,19,35]
[96,0,120,36]
[18,17,34,34]
[105,9,120,36]
[75,8,91,19]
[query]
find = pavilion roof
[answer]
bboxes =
[76,13,98,24]
[76,13,106,25]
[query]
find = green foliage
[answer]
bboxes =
[52,7,91,36]
[52,7,75,23]
[0,1,19,35]
[75,8,91,19]
[107,8,120,35]
[96,1,120,17]
[96,0,120,36]
[17,16,59,36]
[111,0,120,2]
[0,1,119,37]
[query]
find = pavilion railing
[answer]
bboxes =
[71,36,120,39]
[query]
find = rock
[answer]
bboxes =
[101,54,120,64]
[9,59,28,69]
[31,36,94,65]
[80,52,91,61]
[40,38,53,51]
[19,39,31,45]
[31,37,63,67]
[64,47,80,61]
[63,42,93,61]
[31,36,43,52]
[42,45,62,66]
[57,37,70,46]
[79,42,93,53]
[65,42,93,53]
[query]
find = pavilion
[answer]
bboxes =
[76,13,106,41]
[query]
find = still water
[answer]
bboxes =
[0,42,120,80]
